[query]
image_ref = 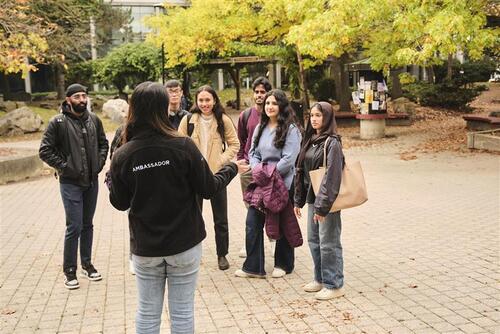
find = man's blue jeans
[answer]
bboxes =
[60,181,98,272]
[133,242,202,334]
[307,204,344,289]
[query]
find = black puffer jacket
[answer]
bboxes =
[294,135,344,216]
[39,102,109,187]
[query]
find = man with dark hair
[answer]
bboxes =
[236,76,272,257]
[39,83,109,289]
[165,79,190,129]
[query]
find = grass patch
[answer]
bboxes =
[217,88,254,108]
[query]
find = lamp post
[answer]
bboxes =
[154,4,166,84]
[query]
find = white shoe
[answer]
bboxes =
[238,246,246,258]
[271,267,286,278]
[234,269,266,279]
[315,287,345,300]
[129,259,135,275]
[303,281,323,292]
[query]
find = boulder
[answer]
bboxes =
[0,101,19,112]
[102,99,129,124]
[392,97,417,115]
[0,107,44,136]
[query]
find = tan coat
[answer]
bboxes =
[178,113,239,173]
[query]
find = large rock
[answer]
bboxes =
[392,97,417,115]
[0,107,44,136]
[0,101,19,112]
[102,99,128,124]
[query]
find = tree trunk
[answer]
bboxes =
[331,60,342,103]
[447,53,453,81]
[1,74,11,100]
[227,67,241,110]
[55,61,66,99]
[331,54,352,112]
[390,67,404,99]
[339,53,351,112]
[296,49,310,112]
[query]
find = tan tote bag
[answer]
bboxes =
[309,137,368,212]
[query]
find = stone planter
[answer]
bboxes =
[356,114,387,139]
[0,149,44,184]
[467,129,500,152]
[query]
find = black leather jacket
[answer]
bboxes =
[294,135,344,216]
[39,102,109,187]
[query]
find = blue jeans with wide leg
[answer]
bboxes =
[133,243,202,334]
[242,206,294,275]
[60,181,99,272]
[307,204,344,289]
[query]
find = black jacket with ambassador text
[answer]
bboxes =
[109,129,237,257]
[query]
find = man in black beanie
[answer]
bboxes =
[39,83,109,289]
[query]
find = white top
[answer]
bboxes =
[199,113,214,157]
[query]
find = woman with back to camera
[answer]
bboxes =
[294,101,345,300]
[235,89,302,279]
[109,81,247,334]
[178,85,239,271]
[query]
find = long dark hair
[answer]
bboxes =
[190,85,226,143]
[253,89,300,149]
[296,101,339,168]
[122,81,178,143]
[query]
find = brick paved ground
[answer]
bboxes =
[0,130,499,333]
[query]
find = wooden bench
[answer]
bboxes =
[463,115,500,131]
[334,112,412,126]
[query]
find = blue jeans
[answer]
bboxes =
[133,243,202,334]
[243,206,294,275]
[307,204,344,289]
[60,181,99,272]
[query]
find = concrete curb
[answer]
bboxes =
[0,148,44,184]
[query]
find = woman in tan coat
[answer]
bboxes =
[179,85,239,270]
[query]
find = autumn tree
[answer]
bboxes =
[25,0,128,98]
[146,0,326,110]
[0,1,51,75]
[286,0,367,111]
[363,0,498,82]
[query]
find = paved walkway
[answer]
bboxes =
[0,134,499,334]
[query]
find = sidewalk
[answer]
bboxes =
[0,137,498,333]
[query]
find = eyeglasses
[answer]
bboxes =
[167,89,182,95]
[70,93,87,100]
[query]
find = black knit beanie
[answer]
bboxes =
[65,84,87,97]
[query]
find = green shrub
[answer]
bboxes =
[66,61,94,89]
[402,80,486,110]
[310,78,336,102]
[434,59,497,85]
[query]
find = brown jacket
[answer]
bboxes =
[178,113,239,173]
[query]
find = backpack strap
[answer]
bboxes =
[186,113,194,137]
[242,108,252,129]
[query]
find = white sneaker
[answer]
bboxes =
[315,287,345,300]
[234,269,265,279]
[271,267,286,278]
[129,259,135,275]
[303,281,323,292]
[238,246,246,258]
